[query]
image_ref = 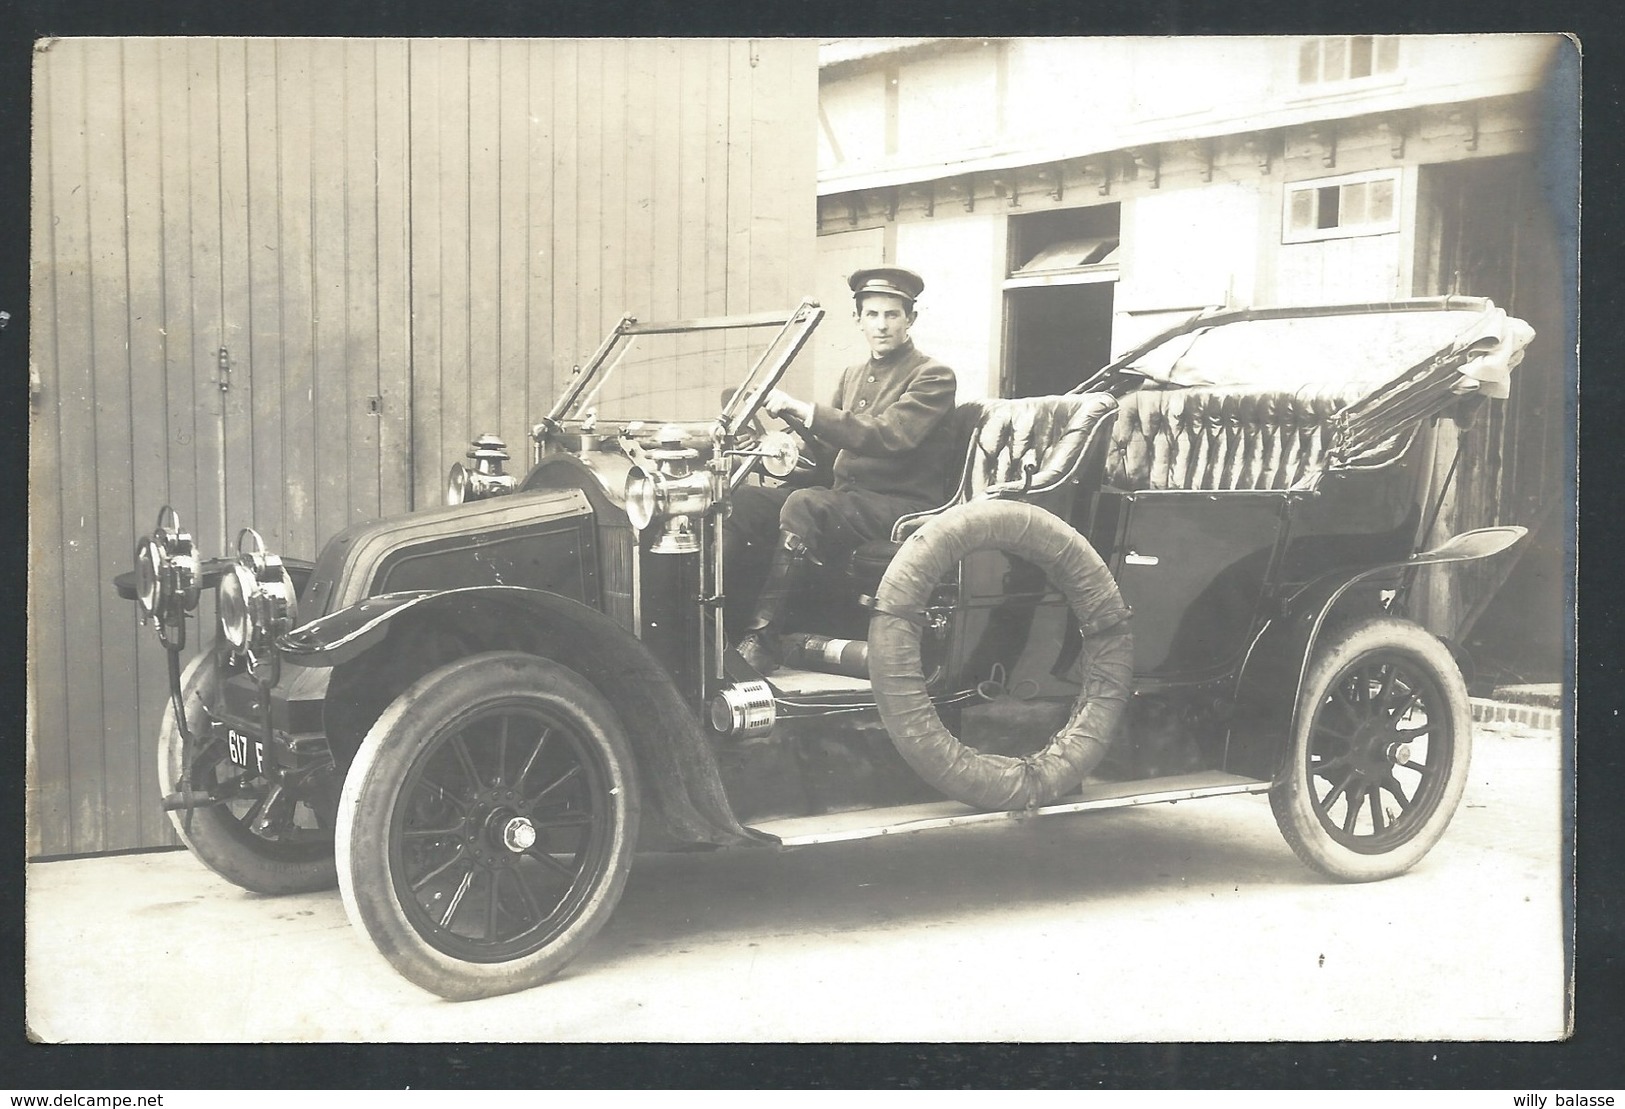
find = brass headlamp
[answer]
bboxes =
[133,506,201,650]
[620,425,723,555]
[446,434,518,506]
[218,528,299,680]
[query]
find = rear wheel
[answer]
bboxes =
[336,652,639,1000]
[1270,617,1472,882]
[158,650,337,894]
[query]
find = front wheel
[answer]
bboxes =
[336,652,640,1001]
[158,649,338,894]
[1270,617,1472,882]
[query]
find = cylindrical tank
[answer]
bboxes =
[779,632,869,678]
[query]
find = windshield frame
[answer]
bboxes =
[541,299,825,435]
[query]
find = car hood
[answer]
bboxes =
[300,487,595,619]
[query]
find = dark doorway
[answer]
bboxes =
[1004,204,1120,398]
[1413,155,1569,688]
[1006,284,1115,397]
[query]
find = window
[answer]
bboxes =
[1004,206,1120,396]
[1297,36,1400,86]
[1006,206,1121,288]
[1007,236,1120,287]
[1283,171,1400,243]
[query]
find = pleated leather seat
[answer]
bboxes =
[1103,384,1368,492]
[847,393,1119,596]
[959,392,1121,500]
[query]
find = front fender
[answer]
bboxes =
[1225,526,1526,780]
[279,588,444,667]
[279,585,767,851]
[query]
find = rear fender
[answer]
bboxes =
[1225,526,1527,780]
[280,585,764,850]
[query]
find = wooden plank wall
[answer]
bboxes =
[29,37,813,857]
[28,37,416,856]
[406,38,816,498]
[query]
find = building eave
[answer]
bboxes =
[817,79,1542,197]
[819,38,948,67]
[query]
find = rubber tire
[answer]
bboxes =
[869,499,1134,811]
[336,652,640,1001]
[1270,617,1473,883]
[158,649,338,895]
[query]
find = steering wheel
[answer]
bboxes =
[731,408,814,484]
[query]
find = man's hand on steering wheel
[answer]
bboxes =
[764,389,815,427]
[722,403,809,483]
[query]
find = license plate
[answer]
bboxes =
[226,728,265,774]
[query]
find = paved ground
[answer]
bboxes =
[26,720,1566,1044]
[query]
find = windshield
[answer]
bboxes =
[547,302,823,433]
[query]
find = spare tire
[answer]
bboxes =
[869,500,1133,810]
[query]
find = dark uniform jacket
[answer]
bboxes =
[804,341,958,505]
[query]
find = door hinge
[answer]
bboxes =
[218,347,230,392]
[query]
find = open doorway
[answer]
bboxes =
[1005,285,1115,397]
[1003,205,1119,397]
[1413,155,1568,688]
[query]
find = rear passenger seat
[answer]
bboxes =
[1103,384,1373,492]
[839,379,1409,610]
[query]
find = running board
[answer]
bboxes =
[751,771,1273,847]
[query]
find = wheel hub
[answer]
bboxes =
[501,816,537,853]
[1349,718,1402,777]
[463,800,528,864]
[445,786,536,867]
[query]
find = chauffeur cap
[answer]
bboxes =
[848,266,925,307]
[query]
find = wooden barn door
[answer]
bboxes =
[28,39,414,856]
[25,32,812,845]
[29,37,814,857]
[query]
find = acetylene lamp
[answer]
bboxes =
[132,506,201,650]
[621,425,722,555]
[217,528,299,680]
[446,434,519,506]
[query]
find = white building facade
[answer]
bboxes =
[814,34,1573,682]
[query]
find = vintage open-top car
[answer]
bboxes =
[118,295,1533,1000]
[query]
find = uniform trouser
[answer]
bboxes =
[723,484,930,634]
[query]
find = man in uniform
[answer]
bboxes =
[726,266,958,673]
